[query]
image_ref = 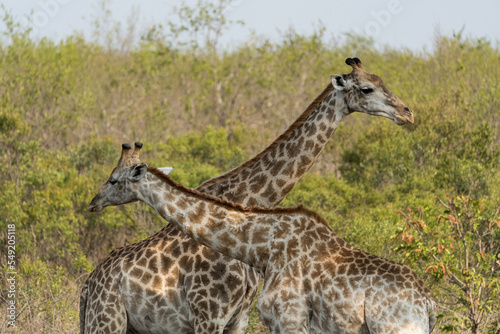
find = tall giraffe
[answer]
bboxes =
[88,143,436,333]
[81,58,414,334]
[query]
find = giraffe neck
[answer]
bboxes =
[135,169,276,274]
[197,85,348,207]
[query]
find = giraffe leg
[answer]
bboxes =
[85,283,127,334]
[190,288,239,334]
[256,276,309,334]
[91,304,127,334]
[80,281,89,334]
[221,301,252,334]
[183,254,258,334]
[223,266,261,334]
[85,304,127,334]
[188,283,227,334]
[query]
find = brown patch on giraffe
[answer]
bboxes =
[275,178,286,188]
[365,264,377,276]
[287,236,300,259]
[210,206,228,221]
[325,126,336,139]
[380,262,391,271]
[372,276,384,289]
[284,141,299,159]
[209,298,221,321]
[312,143,323,156]
[246,197,258,207]
[175,198,188,211]
[217,232,238,249]
[336,263,348,275]
[304,139,314,151]
[236,168,250,181]
[178,255,194,272]
[196,259,211,274]
[200,274,211,287]
[316,133,327,144]
[249,245,269,266]
[107,294,117,304]
[166,204,177,217]
[249,173,267,193]
[171,242,183,258]
[260,153,271,167]
[166,270,180,289]
[251,163,263,175]
[281,162,295,178]
[261,182,277,203]
[147,255,158,272]
[187,202,206,225]
[109,320,118,332]
[251,225,271,244]
[346,263,360,277]
[149,192,160,205]
[160,254,175,275]
[210,283,229,304]
[141,271,153,285]
[225,273,243,293]
[280,182,296,199]
[269,159,286,176]
[305,122,317,137]
[144,247,155,258]
[401,266,410,275]
[319,122,327,131]
[209,262,227,280]
[130,267,144,280]
[136,257,147,269]
[201,246,220,261]
[294,164,309,180]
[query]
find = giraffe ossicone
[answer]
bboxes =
[81,58,416,334]
[88,142,436,334]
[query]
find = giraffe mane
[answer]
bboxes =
[147,166,331,228]
[196,82,334,191]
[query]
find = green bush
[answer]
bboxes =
[393,196,500,333]
[0,2,499,331]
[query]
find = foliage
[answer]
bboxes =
[0,0,499,332]
[150,125,247,188]
[394,196,500,333]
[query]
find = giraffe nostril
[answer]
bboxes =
[404,106,411,114]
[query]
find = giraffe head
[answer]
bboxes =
[88,142,173,212]
[331,57,414,125]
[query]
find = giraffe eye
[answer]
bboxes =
[109,179,118,185]
[361,87,374,94]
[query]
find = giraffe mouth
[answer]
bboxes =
[88,196,104,212]
[394,110,414,125]
[372,110,413,125]
[88,203,103,213]
[386,106,414,126]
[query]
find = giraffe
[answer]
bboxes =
[87,142,437,334]
[80,58,415,333]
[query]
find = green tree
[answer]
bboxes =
[394,196,500,333]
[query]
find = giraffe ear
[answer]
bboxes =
[331,75,346,91]
[158,167,174,175]
[128,163,148,182]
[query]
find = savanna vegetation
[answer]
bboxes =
[0,1,499,333]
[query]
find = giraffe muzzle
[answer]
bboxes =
[403,107,414,124]
[88,196,104,213]
[394,106,414,125]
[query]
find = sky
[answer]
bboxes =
[2,0,500,51]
